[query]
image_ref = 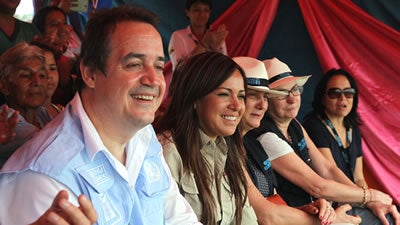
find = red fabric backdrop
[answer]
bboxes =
[298,0,400,205]
[164,0,400,205]
[213,0,279,57]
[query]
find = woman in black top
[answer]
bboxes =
[303,69,367,188]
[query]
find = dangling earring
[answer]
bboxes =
[193,103,197,109]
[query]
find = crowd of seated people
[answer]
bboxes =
[0,2,399,225]
[0,1,79,163]
[0,0,82,168]
[1,0,81,105]
[249,57,399,225]
[157,52,365,225]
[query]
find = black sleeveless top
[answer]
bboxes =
[249,115,314,207]
[243,133,277,197]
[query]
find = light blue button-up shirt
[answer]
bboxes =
[0,94,200,225]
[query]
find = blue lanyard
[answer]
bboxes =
[323,118,352,166]
[324,118,351,148]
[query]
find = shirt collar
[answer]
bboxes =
[70,93,160,184]
[70,93,106,161]
[186,25,200,42]
[198,129,229,176]
[199,129,228,156]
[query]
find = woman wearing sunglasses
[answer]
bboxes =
[303,69,365,187]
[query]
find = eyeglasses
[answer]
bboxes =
[326,88,356,99]
[272,85,304,100]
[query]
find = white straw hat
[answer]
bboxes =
[233,56,286,96]
[263,57,311,89]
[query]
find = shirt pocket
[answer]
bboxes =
[136,158,169,216]
[180,172,202,218]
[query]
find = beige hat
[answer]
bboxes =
[233,56,286,96]
[263,57,311,89]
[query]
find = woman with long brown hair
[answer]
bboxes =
[155,52,256,225]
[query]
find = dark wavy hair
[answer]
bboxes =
[155,52,248,225]
[311,68,362,127]
[32,6,67,34]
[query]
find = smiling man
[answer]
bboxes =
[0,5,200,225]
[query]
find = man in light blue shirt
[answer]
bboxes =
[0,5,200,225]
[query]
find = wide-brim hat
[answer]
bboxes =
[233,56,286,96]
[263,57,311,89]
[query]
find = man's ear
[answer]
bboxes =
[80,63,96,88]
